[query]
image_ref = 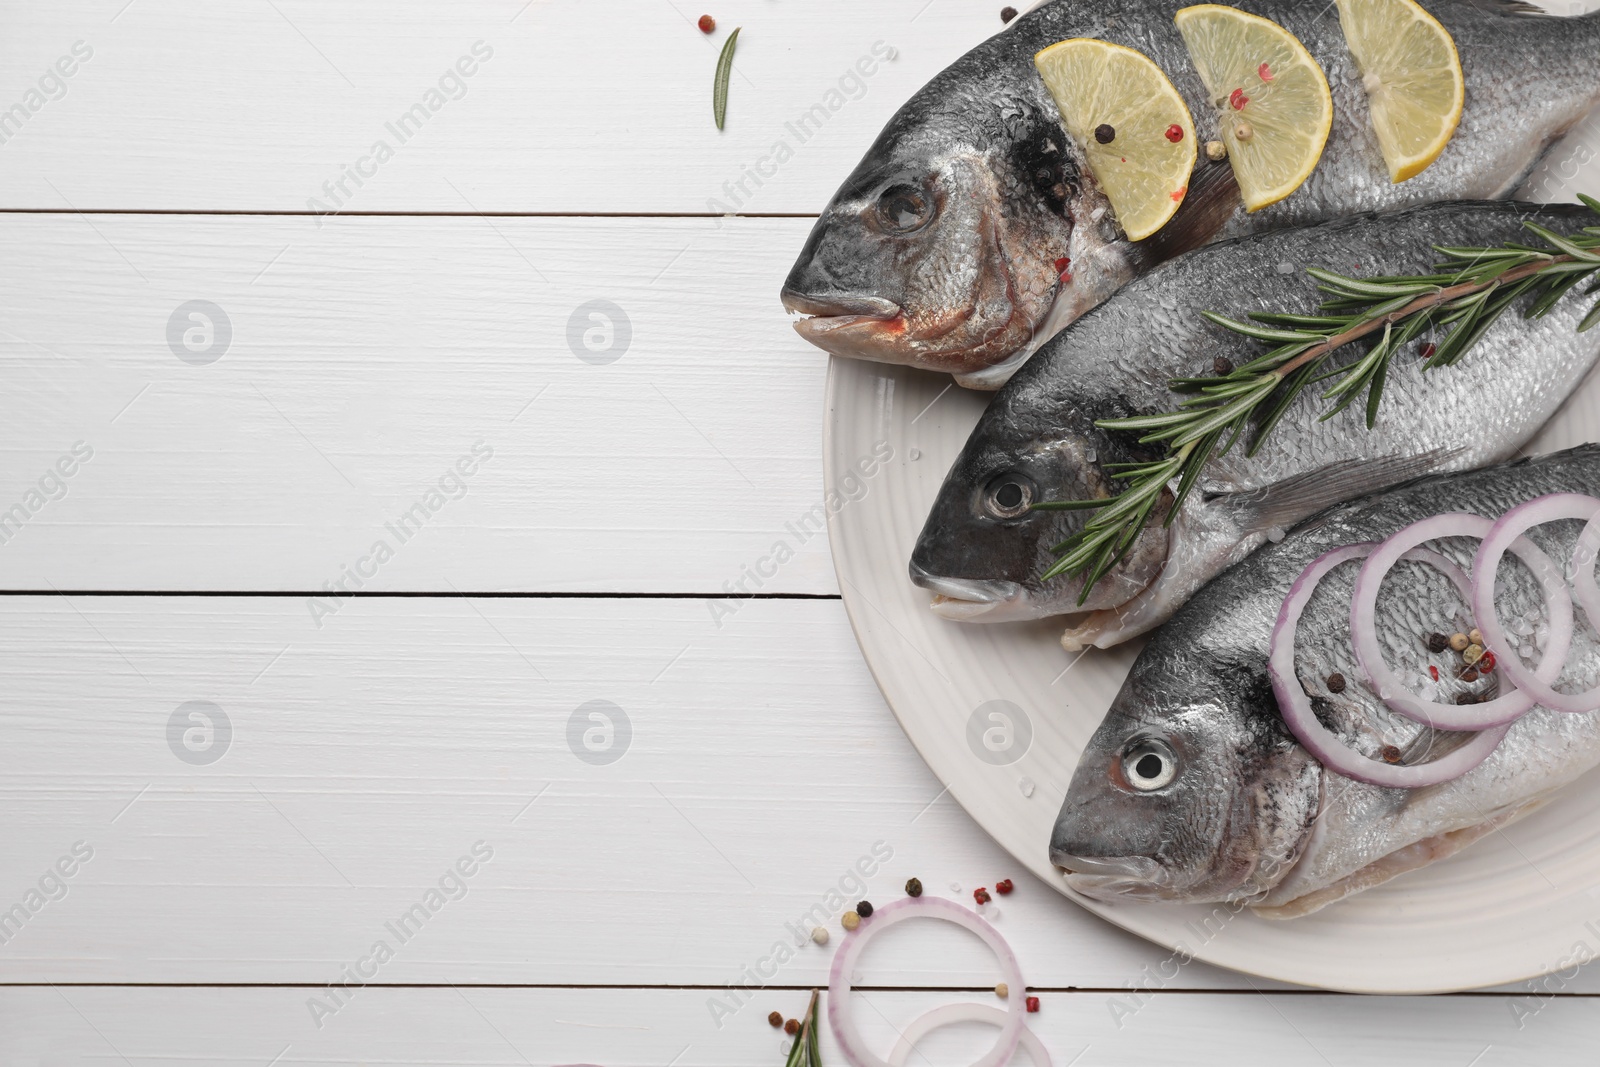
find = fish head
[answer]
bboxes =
[781,65,1128,380]
[909,398,1167,620]
[1051,648,1321,903]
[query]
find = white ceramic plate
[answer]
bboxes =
[821,110,1600,989]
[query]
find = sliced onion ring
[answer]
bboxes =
[1351,513,1571,730]
[1573,511,1600,634]
[1473,493,1600,714]
[886,1003,1052,1067]
[827,896,1024,1067]
[1271,543,1511,788]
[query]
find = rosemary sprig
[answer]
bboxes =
[782,989,822,1067]
[1037,196,1600,598]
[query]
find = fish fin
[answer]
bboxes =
[1212,446,1466,536]
[1128,157,1240,269]
[1461,0,1548,16]
[1252,798,1548,919]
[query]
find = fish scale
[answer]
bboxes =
[910,200,1600,647]
[1052,445,1600,915]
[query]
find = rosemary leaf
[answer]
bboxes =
[713,27,741,131]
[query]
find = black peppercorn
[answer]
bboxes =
[1094,123,1116,144]
[1425,632,1449,653]
[905,877,922,897]
[857,900,874,918]
[1326,672,1346,694]
[1001,5,1018,21]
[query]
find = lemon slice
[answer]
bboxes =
[1335,0,1464,182]
[1034,39,1195,242]
[1175,4,1333,212]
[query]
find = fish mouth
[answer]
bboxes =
[781,290,907,356]
[1053,853,1171,900]
[908,563,1032,622]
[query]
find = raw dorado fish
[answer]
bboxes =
[909,200,1600,648]
[1052,445,1600,917]
[781,0,1600,387]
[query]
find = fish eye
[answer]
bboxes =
[983,472,1035,519]
[875,183,935,235]
[1121,738,1178,792]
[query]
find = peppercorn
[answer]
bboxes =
[1234,122,1254,141]
[768,1011,784,1028]
[1456,693,1477,705]
[1205,140,1227,161]
[857,900,874,918]
[1449,632,1470,652]
[1094,123,1116,144]
[1426,632,1449,653]
[1429,665,1440,681]
[1464,643,1485,665]
[1258,61,1274,82]
[784,1018,800,1036]
[1381,745,1403,764]
[841,910,860,931]
[1213,356,1233,375]
[974,887,992,905]
[1480,651,1497,673]
[1001,4,1018,20]
[1229,88,1249,110]
[996,879,1014,895]
[811,926,829,945]
[1326,673,1346,694]
[1164,123,1184,143]
[1420,342,1437,360]
[1026,996,1040,1013]
[905,877,923,897]
[698,14,716,32]
[996,982,1010,998]
[1469,628,1483,645]
[1460,668,1479,683]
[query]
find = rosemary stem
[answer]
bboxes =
[1268,254,1575,382]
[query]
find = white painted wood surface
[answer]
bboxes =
[3,0,1600,1062]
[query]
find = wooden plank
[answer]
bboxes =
[3,985,1596,1065]
[0,213,851,593]
[0,593,1270,990]
[0,0,1000,213]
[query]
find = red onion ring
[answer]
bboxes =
[1350,513,1571,730]
[886,1003,1052,1067]
[1271,543,1512,788]
[827,896,1025,1067]
[1473,494,1600,714]
[1573,512,1600,634]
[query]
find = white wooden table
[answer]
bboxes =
[2,2,1598,1063]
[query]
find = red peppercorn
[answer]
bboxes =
[1258,61,1274,82]
[1165,123,1184,143]
[1421,342,1437,360]
[1171,186,1187,202]
[1026,996,1040,1013]
[974,887,992,905]
[698,14,716,32]
[1480,651,1496,673]
[996,879,1014,895]
[1429,665,1439,681]
[1230,88,1249,111]
[1054,256,1070,276]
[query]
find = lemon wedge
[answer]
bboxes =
[1176,4,1333,212]
[1034,38,1196,242]
[1335,0,1464,182]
